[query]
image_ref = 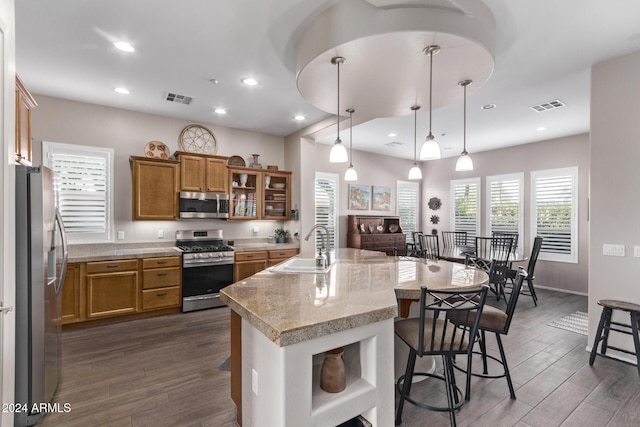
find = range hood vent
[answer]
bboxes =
[529,99,565,112]
[165,92,193,105]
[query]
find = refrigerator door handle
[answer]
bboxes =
[54,208,68,296]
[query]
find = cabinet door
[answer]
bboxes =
[15,76,37,165]
[61,263,83,324]
[234,259,268,282]
[229,169,261,219]
[132,158,179,220]
[86,271,138,319]
[263,171,291,220]
[180,154,206,192]
[205,157,228,192]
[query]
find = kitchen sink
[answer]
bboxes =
[269,257,332,274]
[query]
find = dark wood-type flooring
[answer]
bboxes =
[39,288,640,427]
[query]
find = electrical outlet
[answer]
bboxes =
[117,231,125,240]
[252,369,258,395]
[253,226,259,234]
[634,246,640,258]
[157,229,164,239]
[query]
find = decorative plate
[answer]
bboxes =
[389,224,399,233]
[179,124,218,154]
[228,155,246,167]
[428,197,442,211]
[144,141,170,159]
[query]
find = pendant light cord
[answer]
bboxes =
[336,60,341,137]
[349,109,354,165]
[429,51,433,136]
[463,82,467,153]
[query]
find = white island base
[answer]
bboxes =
[241,317,395,427]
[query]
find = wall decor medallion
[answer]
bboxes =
[144,141,170,159]
[428,197,442,211]
[179,124,218,154]
[430,215,440,224]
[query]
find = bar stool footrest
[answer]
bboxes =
[396,371,464,413]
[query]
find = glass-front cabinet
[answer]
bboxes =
[228,167,291,220]
[262,170,291,220]
[229,167,260,220]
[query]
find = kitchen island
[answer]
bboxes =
[220,248,489,427]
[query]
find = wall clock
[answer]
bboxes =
[179,124,218,154]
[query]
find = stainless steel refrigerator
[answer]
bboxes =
[15,165,68,427]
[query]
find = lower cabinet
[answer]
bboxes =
[61,263,83,324]
[141,256,182,311]
[267,248,299,267]
[86,260,139,319]
[234,251,268,282]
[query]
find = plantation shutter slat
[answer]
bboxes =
[397,181,419,243]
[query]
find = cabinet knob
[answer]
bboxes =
[157,292,167,297]
[157,261,167,265]
[157,272,168,277]
[106,264,119,269]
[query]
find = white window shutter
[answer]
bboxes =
[396,180,419,243]
[450,177,480,241]
[315,172,339,252]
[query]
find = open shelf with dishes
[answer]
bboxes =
[229,168,259,219]
[262,170,291,220]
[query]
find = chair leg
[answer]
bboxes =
[527,277,538,306]
[395,349,417,426]
[630,312,640,378]
[600,308,613,356]
[442,356,458,427]
[479,330,489,375]
[495,333,516,399]
[589,307,609,366]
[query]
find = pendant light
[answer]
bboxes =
[329,56,348,163]
[420,45,442,160]
[408,105,422,180]
[456,79,474,171]
[344,108,358,181]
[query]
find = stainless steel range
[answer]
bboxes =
[176,229,234,312]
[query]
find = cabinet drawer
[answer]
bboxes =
[142,267,181,289]
[141,286,181,310]
[86,259,138,274]
[235,251,267,262]
[142,256,181,269]
[268,249,298,260]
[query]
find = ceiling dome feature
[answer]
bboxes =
[295,0,495,122]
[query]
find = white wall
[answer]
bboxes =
[422,134,590,294]
[589,49,640,359]
[30,95,288,242]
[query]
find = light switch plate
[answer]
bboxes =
[634,246,640,258]
[157,229,164,238]
[117,231,125,240]
[603,244,625,257]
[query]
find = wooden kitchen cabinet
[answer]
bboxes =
[141,256,182,311]
[267,248,299,267]
[174,151,228,193]
[262,170,291,220]
[61,263,84,324]
[86,260,139,319]
[131,156,179,220]
[347,214,406,255]
[234,251,268,281]
[15,75,37,165]
[229,167,292,220]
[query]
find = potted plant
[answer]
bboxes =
[273,227,289,243]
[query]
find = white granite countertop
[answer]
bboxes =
[68,243,182,263]
[220,249,488,347]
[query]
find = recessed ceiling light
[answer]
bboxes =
[388,133,397,137]
[293,115,306,121]
[536,127,547,131]
[114,87,130,94]
[214,108,227,115]
[241,78,258,86]
[114,41,135,53]
[481,104,496,110]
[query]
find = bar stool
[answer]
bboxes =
[589,299,640,377]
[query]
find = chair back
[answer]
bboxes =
[492,231,519,252]
[420,234,440,260]
[475,236,513,262]
[416,286,488,357]
[442,231,467,248]
[527,236,543,276]
[502,267,528,333]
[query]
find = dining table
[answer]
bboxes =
[438,245,528,264]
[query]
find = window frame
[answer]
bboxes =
[450,177,481,241]
[485,173,524,251]
[314,172,339,252]
[530,166,578,263]
[42,141,115,244]
[396,180,419,244]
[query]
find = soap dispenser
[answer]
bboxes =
[315,248,327,269]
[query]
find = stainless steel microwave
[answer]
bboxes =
[179,192,230,219]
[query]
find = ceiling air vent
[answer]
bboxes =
[529,99,565,112]
[165,92,193,105]
[385,141,403,147]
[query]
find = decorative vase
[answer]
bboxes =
[239,174,248,187]
[249,154,262,168]
[320,347,346,393]
[265,175,271,189]
[276,235,286,244]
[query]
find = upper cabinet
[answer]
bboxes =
[174,151,228,193]
[15,75,37,165]
[131,156,179,220]
[228,167,291,220]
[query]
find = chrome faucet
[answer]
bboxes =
[304,225,331,266]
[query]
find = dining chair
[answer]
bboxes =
[449,267,527,401]
[491,231,519,252]
[408,231,424,257]
[441,231,467,249]
[395,285,489,426]
[473,236,513,301]
[419,234,440,260]
[506,236,543,306]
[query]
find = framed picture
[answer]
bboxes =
[372,186,391,211]
[348,184,370,210]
